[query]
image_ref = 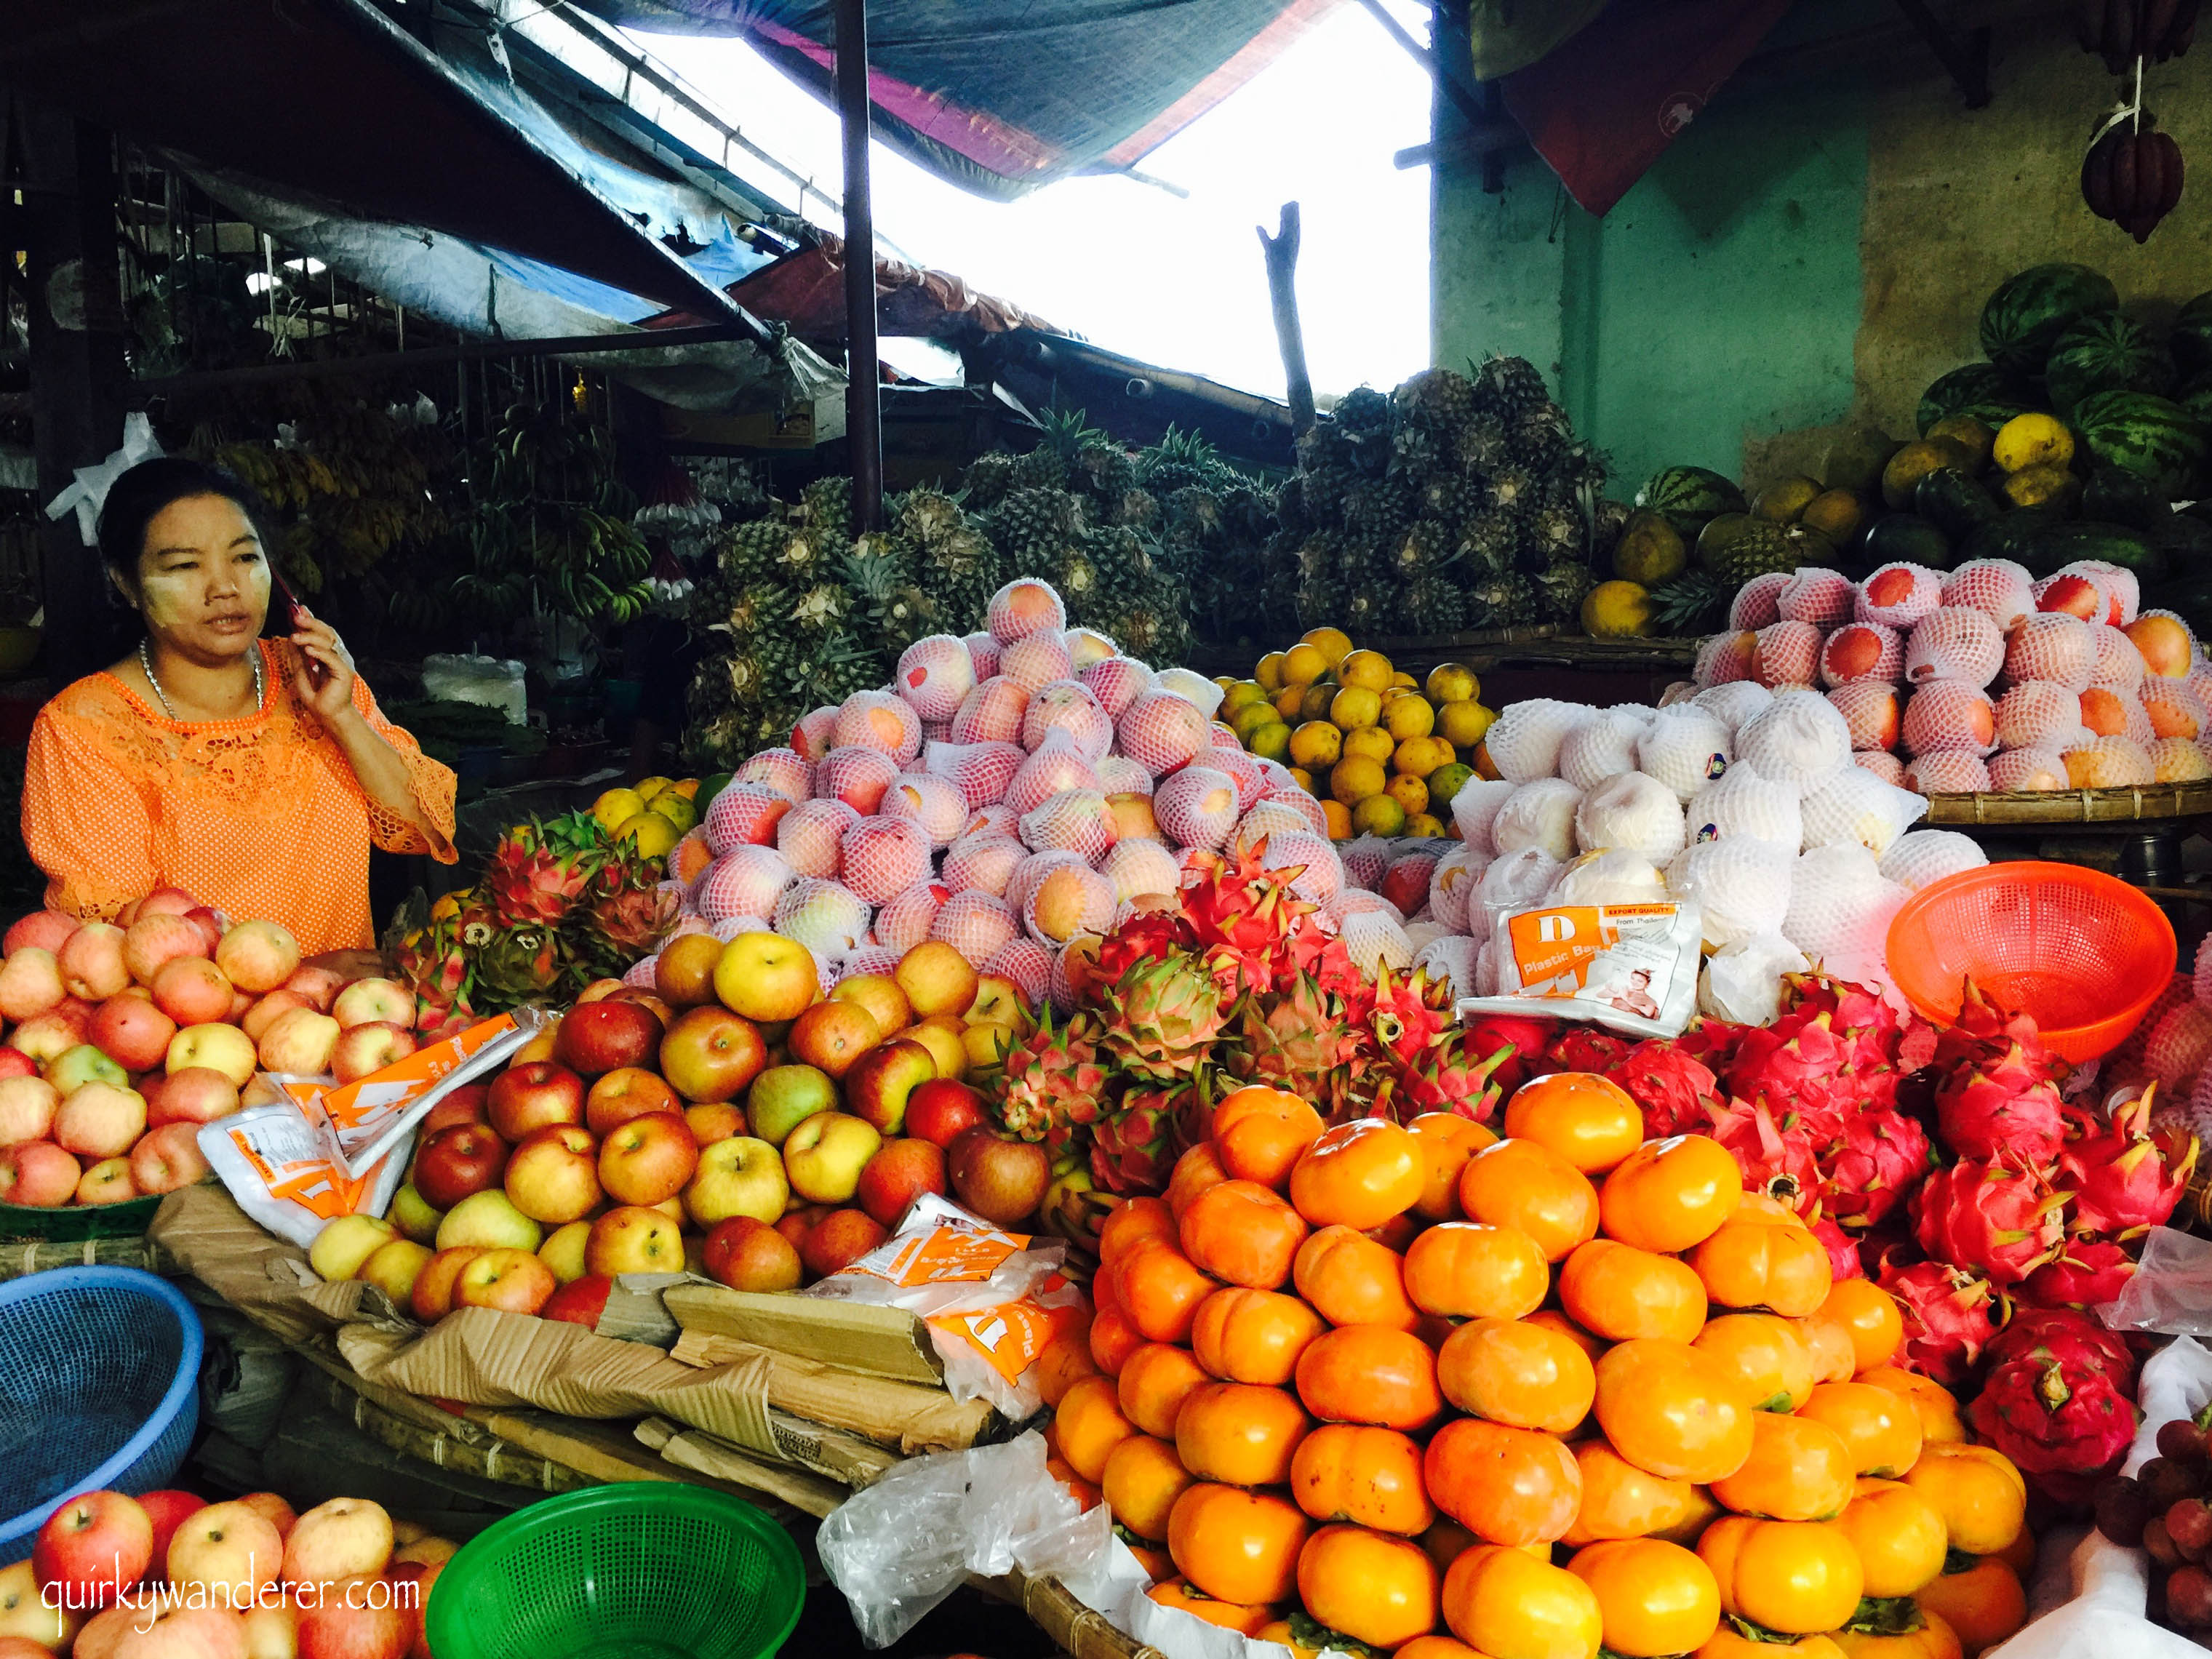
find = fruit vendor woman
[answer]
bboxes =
[20,457,458,954]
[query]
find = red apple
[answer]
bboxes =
[87,996,176,1072]
[0,1140,79,1206]
[135,1490,209,1585]
[242,989,314,1044]
[503,1125,602,1225]
[843,1038,937,1138]
[454,1247,557,1315]
[58,922,130,1002]
[855,1137,947,1228]
[296,1596,410,1659]
[584,1205,685,1275]
[136,886,199,919]
[597,1112,698,1207]
[487,1066,589,1151]
[608,988,676,1029]
[130,1121,213,1194]
[785,999,880,1080]
[684,1101,746,1146]
[4,909,77,954]
[331,977,412,1031]
[216,919,301,995]
[55,1082,147,1160]
[257,1007,340,1076]
[0,1076,59,1146]
[418,1083,492,1138]
[150,957,235,1026]
[947,1127,1050,1226]
[76,1158,137,1206]
[800,1208,890,1278]
[657,1005,767,1104]
[236,1492,298,1540]
[33,1490,153,1607]
[0,947,66,1021]
[0,1047,36,1082]
[121,913,209,986]
[904,1079,988,1149]
[541,1274,613,1328]
[410,1248,484,1322]
[411,1124,509,1210]
[554,1000,663,1076]
[148,1066,241,1127]
[283,964,346,1012]
[11,1007,91,1067]
[332,1023,416,1084]
[584,1067,681,1136]
[700,1215,804,1292]
[773,1203,828,1255]
[653,932,724,1009]
[182,907,224,954]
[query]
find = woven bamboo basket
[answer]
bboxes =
[0,1235,176,1282]
[1920,783,2212,825]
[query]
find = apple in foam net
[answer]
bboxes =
[167,1500,284,1600]
[0,946,66,1021]
[585,1204,684,1275]
[215,919,301,994]
[599,1111,698,1206]
[76,1158,137,1206]
[455,1247,557,1316]
[87,996,177,1071]
[0,1141,79,1206]
[49,1042,127,1095]
[151,956,235,1026]
[332,1022,415,1084]
[412,1124,509,1210]
[150,1066,241,1127]
[167,1022,257,1089]
[682,1134,788,1228]
[58,922,130,1002]
[503,1124,602,1224]
[131,1120,213,1194]
[0,1076,58,1145]
[55,1081,148,1160]
[332,976,412,1031]
[35,1490,153,1607]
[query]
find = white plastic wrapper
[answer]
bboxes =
[1688,761,1803,851]
[1880,828,1989,892]
[1485,698,1594,781]
[1799,767,1928,855]
[1449,776,1517,855]
[1738,687,1854,791]
[1699,933,1812,1025]
[1558,708,1650,791]
[1460,899,1702,1039]
[1152,665,1225,717]
[1492,778,1583,862]
[1575,772,1688,863]
[1477,845,1563,928]
[1550,848,1668,907]
[1668,836,1796,948]
[1427,842,1488,934]
[1637,705,1734,801]
[1784,844,1906,982]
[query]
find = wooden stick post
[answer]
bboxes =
[1258,202,1316,436]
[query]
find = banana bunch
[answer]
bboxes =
[2077,0,2198,69]
[2082,109,2187,243]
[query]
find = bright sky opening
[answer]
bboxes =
[631,1,1435,406]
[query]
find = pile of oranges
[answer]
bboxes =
[1034,1075,2035,1659]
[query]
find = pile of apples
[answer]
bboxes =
[0,890,423,1211]
[3,1484,454,1659]
[309,930,1050,1327]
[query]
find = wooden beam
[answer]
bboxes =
[1257,203,1315,436]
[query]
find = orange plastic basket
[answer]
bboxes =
[1885,860,2176,1063]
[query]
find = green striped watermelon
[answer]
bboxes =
[1917,364,2036,435]
[2043,314,2174,415]
[2173,291,2212,381]
[2179,374,2212,426]
[1634,465,1746,536]
[1979,264,2119,378]
[2072,389,2211,500]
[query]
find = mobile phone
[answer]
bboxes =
[271,570,328,688]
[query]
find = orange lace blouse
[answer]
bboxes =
[22,639,458,954]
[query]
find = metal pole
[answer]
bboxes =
[834,0,884,532]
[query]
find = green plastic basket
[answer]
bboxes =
[0,1191,162,1242]
[424,1483,805,1659]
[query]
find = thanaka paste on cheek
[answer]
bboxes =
[134,561,270,631]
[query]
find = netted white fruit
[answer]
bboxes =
[710,913,772,943]
[1827,680,1902,752]
[1118,689,1211,777]
[1856,563,1945,630]
[1262,830,1344,902]
[834,946,906,986]
[1879,829,1988,893]
[1255,756,1302,795]
[964,803,1021,842]
[1995,681,2081,750]
[1666,837,1794,948]
[941,834,1026,897]
[1552,848,1668,907]
[1688,761,1802,850]
[874,882,949,953]
[2004,612,2096,689]
[965,631,1001,679]
[2153,736,2212,783]
[1485,699,1595,783]
[776,799,859,879]
[1941,561,2035,632]
[894,634,977,723]
[2145,681,2208,741]
[2091,624,2147,690]
[1784,844,1905,971]
[929,890,1018,967]
[1558,708,1650,791]
[816,745,901,814]
[1154,766,1242,850]
[704,782,791,856]
[1154,667,1226,718]
[1007,731,1103,817]
[878,771,968,849]
[1699,934,1811,1026]
[1233,800,1316,856]
[1416,935,1480,994]
[1079,655,1154,719]
[1477,846,1563,927]
[1339,836,1391,891]
[2083,561,2140,624]
[1024,862,1117,944]
[1381,852,1441,916]
[1474,940,1500,995]
[1659,681,1697,707]
[1778,568,1856,628]
[1207,723,1242,751]
[983,938,1054,1002]
[1101,837,1183,905]
[999,631,1075,695]
[1800,767,1927,854]
[987,578,1066,645]
[1905,753,1993,793]
[1328,890,1405,925]
[1638,705,1735,801]
[2082,686,2155,745]
[922,720,954,744]
[949,676,1029,745]
[1906,607,2003,686]
[1693,681,1774,735]
[1493,779,1584,863]
[1019,679,1113,760]
[833,690,922,766]
[1339,911,1415,975]
[1020,789,1119,863]
[1694,631,1756,687]
[2195,932,2212,1008]
[1986,748,2069,791]
[1819,623,1903,688]
[623,952,660,988]
[1575,772,1687,863]
[1752,620,1823,688]
[1900,679,1997,757]
[736,747,813,805]
[791,705,839,763]
[2051,560,2137,625]
[839,816,933,903]
[1405,919,1448,951]
[2147,1002,2212,1094]
[1064,628,1118,670]
[1739,689,1853,790]
[1450,776,1518,852]
[924,740,1027,809]
[772,878,871,957]
[1853,751,1908,785]
[1095,754,1155,795]
[1730,572,1793,631]
[695,847,796,924]
[1210,747,1267,812]
[1428,844,1488,933]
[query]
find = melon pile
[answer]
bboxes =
[1690,557,2208,793]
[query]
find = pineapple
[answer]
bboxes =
[1472,353,1549,420]
[924,524,1004,627]
[1528,503,1584,561]
[962,449,1015,509]
[1511,400,1572,468]
[1534,560,1595,625]
[893,487,964,548]
[1400,573,1467,636]
[1454,413,1509,478]
[799,475,852,542]
[1295,576,1346,630]
[1485,468,1535,515]
[1344,475,1414,542]
[1648,570,1730,635]
[1387,518,1453,581]
[1010,445,1069,491]
[1464,569,1538,630]
[1392,367,1477,430]
[1343,582,1395,635]
[1074,437,1136,504]
[1458,510,1518,575]
[1331,386,1393,443]
[720,516,794,583]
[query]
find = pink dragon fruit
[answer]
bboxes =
[1967,1307,2140,1500]
[1459,1013,1558,1095]
[1878,1259,2005,1386]
[2056,1087,2198,1238]
[1912,1157,2066,1286]
[1608,1039,1722,1139]
[1817,1107,1933,1231]
[2018,1239,2138,1309]
[1934,1036,2067,1164]
[1722,1015,1869,1146]
[1706,1098,1821,1216]
[1549,1025,1634,1076]
[1810,1217,1864,1282]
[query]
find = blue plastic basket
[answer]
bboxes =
[0,1267,204,1555]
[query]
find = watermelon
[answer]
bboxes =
[2148,514,2212,565]
[2029,519,2166,582]
[1865,513,1955,571]
[2043,314,2174,415]
[2072,389,2212,500]
[2179,374,2212,425]
[1960,509,2053,567]
[1634,465,1746,537]
[1914,468,2000,541]
[1917,364,2036,435]
[2173,291,2212,381]
[2082,467,2171,530]
[1979,264,2120,378]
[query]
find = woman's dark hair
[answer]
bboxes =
[95,457,275,589]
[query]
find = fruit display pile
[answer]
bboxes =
[0,898,427,1212]
[13,1482,452,1658]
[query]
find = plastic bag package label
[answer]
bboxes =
[1458,900,1703,1039]
[281,1008,547,1177]
[199,1103,405,1249]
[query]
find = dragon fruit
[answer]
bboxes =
[990,1008,1109,1154]
[1224,973,1375,1122]
[1609,1039,1722,1139]
[2018,1239,2138,1309]
[1816,1107,1933,1231]
[1706,1098,1821,1216]
[1968,1307,2141,1500]
[1810,1217,1863,1281]
[1094,951,1229,1084]
[2056,1087,2198,1238]
[1934,1036,2067,1164]
[1392,1038,1514,1122]
[1090,1087,1182,1194]
[1879,1259,2005,1386]
[484,831,596,926]
[1551,1026,1637,1076]
[1461,1012,1557,1095]
[1912,1157,2066,1286]
[1722,1015,1867,1146]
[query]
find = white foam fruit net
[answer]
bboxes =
[834,690,923,764]
[1940,560,2035,632]
[1019,680,1114,760]
[695,847,796,923]
[1340,911,1415,975]
[1427,844,1490,934]
[1079,655,1154,718]
[1000,631,1076,693]
[1262,830,1344,902]
[930,890,1019,966]
[1637,706,1735,800]
[839,816,933,903]
[1826,680,1899,751]
[704,782,788,856]
[1339,836,1391,892]
[1155,667,1227,717]
[941,834,1026,897]
[2003,612,2096,690]
[1778,567,1856,628]
[1575,772,1687,863]
[1687,761,1802,850]
[736,747,814,804]
[1905,607,2003,685]
[1986,748,2068,791]
[894,634,977,722]
[874,882,948,952]
[1738,689,1853,790]
[880,772,969,847]
[986,578,1067,644]
[1007,730,1103,816]
[1782,844,1905,973]
[1666,837,1794,948]
[818,746,901,813]
[983,938,1054,1002]
[1477,846,1563,927]
[1019,788,1119,861]
[1877,828,1987,893]
[1798,767,1927,855]
[1023,863,1117,943]
[1551,848,1667,906]
[1492,778,1584,863]
[772,877,872,956]
[1855,563,1944,630]
[1818,623,1902,688]
[924,740,1026,809]
[1752,620,1822,687]
[949,676,1029,745]
[1692,681,1773,735]
[1416,935,1479,994]
[1854,751,1908,785]
[1485,699,1594,782]
[1117,690,1211,776]
[1154,767,1242,850]
[1904,753,1993,793]
[1900,679,1997,758]
[965,632,1000,679]
[1730,572,1792,631]
[1101,838,1183,904]
[1557,708,1649,791]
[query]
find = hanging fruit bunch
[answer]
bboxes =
[2076,15,2189,245]
[2075,0,2198,70]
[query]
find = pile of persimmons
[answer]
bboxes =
[1032,1074,2037,1659]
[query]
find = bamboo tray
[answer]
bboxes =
[0,1234,175,1282]
[1920,783,2212,825]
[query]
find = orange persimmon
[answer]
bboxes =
[1592,1338,1754,1484]
[1797,1381,1924,1479]
[1709,1411,1856,1522]
[1408,1111,1498,1221]
[1424,1418,1583,1546]
[1165,1141,1229,1219]
[1117,1341,1213,1439]
[1087,1303,1146,1377]
[1167,1482,1310,1605]
[1142,1577,1277,1636]
[1211,1085,1325,1188]
[1562,1439,1704,1548]
[1117,1238,1218,1344]
[1056,1374,1140,1483]
[1178,1178,1309,1290]
[1458,1138,1601,1261]
[1294,1324,1445,1431]
[1174,1380,1313,1487]
[1689,1218,1834,1317]
[1037,1330,1101,1407]
[1504,1072,1645,1174]
[1441,1545,1603,1659]
[1291,1225,1420,1331]
[1436,1316,1596,1435]
[1296,1524,1441,1650]
[1098,1194,1177,1268]
[1402,1220,1551,1321]
[1560,1238,1709,1343]
[1600,1135,1744,1253]
[1191,1286,1327,1386]
[1692,1313,1818,1413]
[1567,1537,1722,1659]
[1288,1118,1424,1230]
[1102,1432,1197,1542]
[1818,1279,1904,1374]
[1288,1423,1437,1535]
